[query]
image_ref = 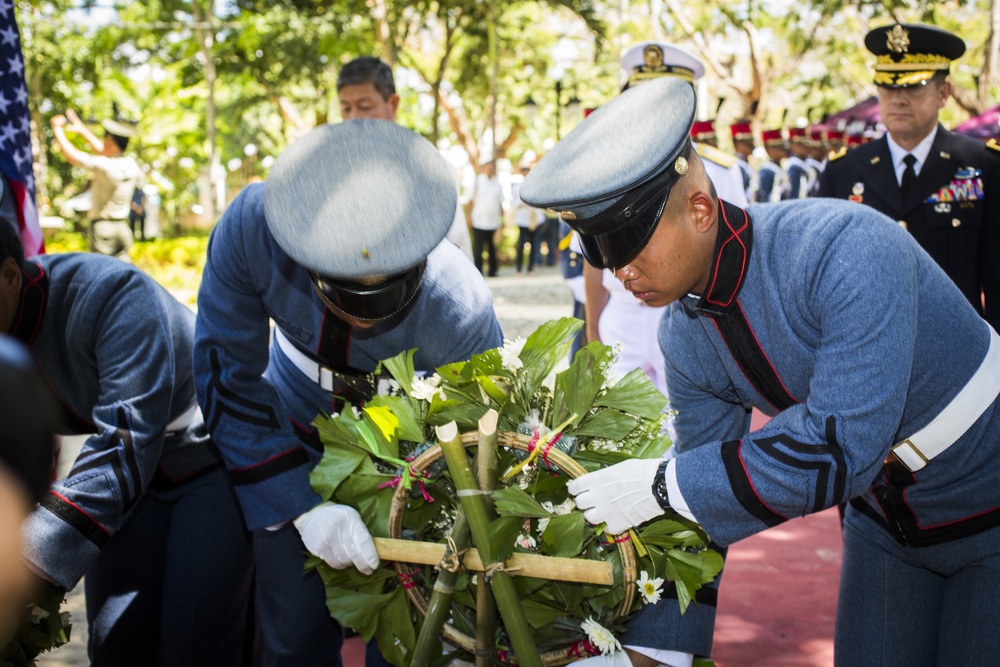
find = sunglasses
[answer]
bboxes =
[310,262,426,323]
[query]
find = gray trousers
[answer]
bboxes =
[89,219,134,258]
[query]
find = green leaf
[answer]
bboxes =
[516,318,582,398]
[553,342,612,426]
[488,515,524,563]
[632,432,674,460]
[540,513,586,558]
[476,373,511,405]
[309,446,368,500]
[520,598,566,629]
[425,399,489,430]
[324,588,395,636]
[374,587,417,667]
[382,349,417,396]
[366,395,424,443]
[595,368,668,419]
[573,410,640,440]
[492,486,551,518]
[364,405,400,455]
[640,516,711,549]
[334,473,395,538]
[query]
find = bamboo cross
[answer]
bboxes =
[382,412,628,667]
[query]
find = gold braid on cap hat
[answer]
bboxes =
[875,53,951,70]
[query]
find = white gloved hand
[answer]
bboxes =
[293,502,380,574]
[568,652,632,667]
[566,458,665,535]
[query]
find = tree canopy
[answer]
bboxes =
[19,0,998,231]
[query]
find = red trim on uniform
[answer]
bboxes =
[705,203,749,309]
[230,447,303,472]
[50,491,110,535]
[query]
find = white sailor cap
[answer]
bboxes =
[620,41,705,88]
[519,77,695,270]
[101,118,138,138]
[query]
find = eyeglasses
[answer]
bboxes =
[310,262,426,323]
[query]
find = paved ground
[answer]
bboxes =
[35,263,841,666]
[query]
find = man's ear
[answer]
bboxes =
[0,257,20,291]
[689,189,717,234]
[388,93,401,120]
[937,80,952,109]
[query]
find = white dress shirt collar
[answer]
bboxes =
[886,125,938,183]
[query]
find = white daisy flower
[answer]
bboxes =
[28,604,49,622]
[637,571,665,605]
[516,533,537,549]
[410,374,445,402]
[580,616,622,655]
[500,337,526,372]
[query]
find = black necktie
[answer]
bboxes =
[901,154,917,194]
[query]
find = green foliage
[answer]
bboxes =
[0,580,72,667]
[307,318,723,665]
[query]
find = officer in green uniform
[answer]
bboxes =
[819,23,1000,330]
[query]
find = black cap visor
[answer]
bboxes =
[573,167,676,270]
[311,262,425,323]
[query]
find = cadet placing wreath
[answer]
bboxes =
[304,318,723,666]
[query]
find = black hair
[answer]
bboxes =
[0,207,24,267]
[106,132,129,152]
[336,57,396,99]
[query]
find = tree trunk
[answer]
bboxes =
[192,0,218,222]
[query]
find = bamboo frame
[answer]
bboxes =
[386,428,637,666]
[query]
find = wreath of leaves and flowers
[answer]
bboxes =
[306,318,723,666]
[0,581,72,667]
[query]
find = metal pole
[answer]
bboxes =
[555,80,562,140]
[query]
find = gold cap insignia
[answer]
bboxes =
[674,156,689,175]
[546,208,576,220]
[887,24,910,53]
[362,246,371,259]
[642,45,665,70]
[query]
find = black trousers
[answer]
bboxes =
[472,227,499,277]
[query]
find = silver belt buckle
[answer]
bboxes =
[318,366,335,392]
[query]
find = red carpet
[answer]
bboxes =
[712,508,841,667]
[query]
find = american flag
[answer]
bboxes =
[0,0,43,257]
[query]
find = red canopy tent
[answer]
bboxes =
[953,103,1000,141]
[822,96,880,129]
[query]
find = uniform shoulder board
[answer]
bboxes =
[828,146,848,162]
[987,138,1000,154]
[695,143,737,168]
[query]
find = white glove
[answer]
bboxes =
[293,502,380,575]
[568,652,632,667]
[567,458,665,535]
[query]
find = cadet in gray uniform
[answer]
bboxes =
[193,120,503,666]
[0,223,254,666]
[522,76,1000,667]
